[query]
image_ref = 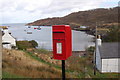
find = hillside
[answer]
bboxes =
[2,49,64,78]
[2,48,119,78]
[27,7,119,29]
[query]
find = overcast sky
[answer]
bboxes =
[0,0,119,24]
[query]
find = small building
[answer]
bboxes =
[2,29,16,49]
[96,36,119,73]
[80,26,88,29]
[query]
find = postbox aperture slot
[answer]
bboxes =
[53,32,64,33]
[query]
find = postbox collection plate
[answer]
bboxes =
[57,43,62,54]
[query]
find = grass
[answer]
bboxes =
[97,28,109,31]
[78,54,119,78]
[2,49,63,78]
[26,51,78,78]
[3,49,118,78]
[2,71,24,78]
[27,51,61,69]
[26,51,74,73]
[26,50,119,78]
[36,49,50,54]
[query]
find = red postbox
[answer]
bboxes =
[52,25,72,60]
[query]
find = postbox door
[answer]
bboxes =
[53,39,65,57]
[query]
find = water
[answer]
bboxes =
[1,23,95,51]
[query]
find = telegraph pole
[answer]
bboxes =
[0,30,2,79]
[94,22,97,75]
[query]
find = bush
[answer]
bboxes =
[102,26,120,42]
[16,40,38,50]
[86,46,95,53]
[29,40,38,48]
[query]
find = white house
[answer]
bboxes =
[96,37,120,73]
[2,29,16,49]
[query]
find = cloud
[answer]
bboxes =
[0,0,119,23]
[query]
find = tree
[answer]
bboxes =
[102,26,120,42]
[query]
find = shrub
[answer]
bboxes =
[16,40,38,50]
[29,40,38,48]
[86,46,95,53]
[102,26,120,42]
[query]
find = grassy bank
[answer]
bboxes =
[26,49,110,78]
[2,48,119,78]
[2,49,75,78]
[26,51,61,69]
[24,48,119,78]
[2,71,24,78]
[26,50,76,75]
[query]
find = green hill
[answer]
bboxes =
[27,7,119,29]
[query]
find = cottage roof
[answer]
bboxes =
[99,42,119,59]
[2,29,16,40]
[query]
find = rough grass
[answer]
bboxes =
[26,50,88,78]
[26,52,61,70]
[2,49,74,78]
[2,48,119,78]
[2,71,24,78]
[26,51,74,72]
[2,49,61,78]
[36,49,50,54]
[26,49,119,78]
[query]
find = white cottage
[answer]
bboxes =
[2,29,16,49]
[96,38,120,73]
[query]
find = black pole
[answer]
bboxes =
[62,60,65,80]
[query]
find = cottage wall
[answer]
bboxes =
[2,29,16,46]
[102,58,120,73]
[96,46,102,71]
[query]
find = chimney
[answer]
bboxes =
[9,32,11,34]
[97,35,102,46]
[3,29,9,34]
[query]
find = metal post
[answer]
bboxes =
[62,60,65,80]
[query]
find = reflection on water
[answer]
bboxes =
[1,23,95,51]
